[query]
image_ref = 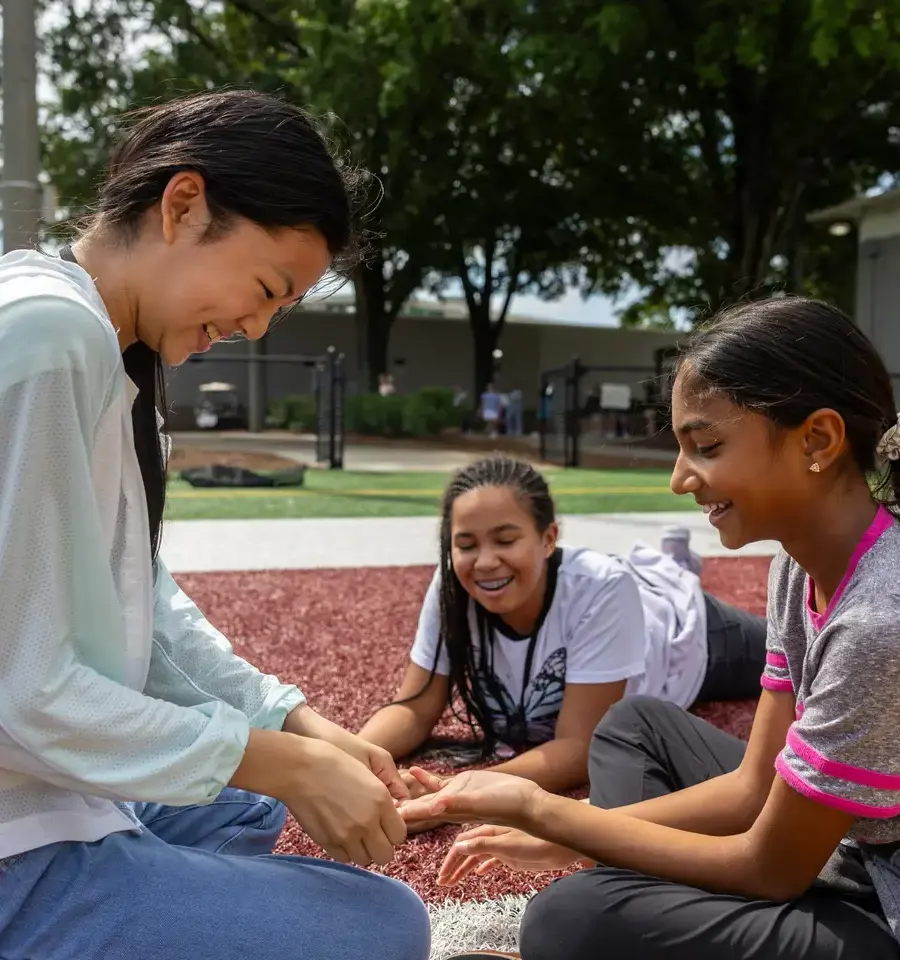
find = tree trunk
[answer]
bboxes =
[471,307,501,400]
[366,318,390,393]
[354,264,390,392]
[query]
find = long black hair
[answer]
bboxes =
[76,89,362,560]
[676,297,900,517]
[401,455,557,753]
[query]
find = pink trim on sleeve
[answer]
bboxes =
[760,675,794,692]
[776,754,900,818]
[786,725,900,790]
[766,652,788,669]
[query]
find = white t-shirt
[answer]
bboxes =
[410,544,708,744]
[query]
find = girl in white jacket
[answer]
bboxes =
[0,90,427,960]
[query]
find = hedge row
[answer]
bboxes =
[265,387,465,437]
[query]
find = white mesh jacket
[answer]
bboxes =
[0,250,304,860]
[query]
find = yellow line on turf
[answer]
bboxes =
[166,485,674,499]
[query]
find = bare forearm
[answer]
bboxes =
[357,704,431,759]
[283,703,349,743]
[230,728,306,801]
[490,738,588,793]
[614,769,769,836]
[522,792,778,900]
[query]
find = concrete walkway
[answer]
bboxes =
[161,510,777,573]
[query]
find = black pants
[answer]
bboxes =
[519,697,897,960]
[698,591,768,702]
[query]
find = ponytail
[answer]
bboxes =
[122,341,168,560]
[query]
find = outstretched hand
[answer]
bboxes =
[397,766,544,828]
[438,824,582,886]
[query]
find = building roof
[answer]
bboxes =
[808,187,900,224]
[300,292,667,333]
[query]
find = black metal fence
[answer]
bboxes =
[185,346,346,469]
[314,347,345,469]
[539,352,675,468]
[538,363,581,468]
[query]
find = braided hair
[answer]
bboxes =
[416,455,557,753]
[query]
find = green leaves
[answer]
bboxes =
[41,0,900,355]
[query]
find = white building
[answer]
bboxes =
[809,189,900,397]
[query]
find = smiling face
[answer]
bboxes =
[130,172,332,366]
[669,369,821,549]
[450,484,558,630]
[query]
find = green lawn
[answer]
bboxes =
[165,468,691,520]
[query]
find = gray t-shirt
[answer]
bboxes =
[764,506,900,846]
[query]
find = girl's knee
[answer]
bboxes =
[366,874,431,960]
[521,871,643,960]
[592,694,679,740]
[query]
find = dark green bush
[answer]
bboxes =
[266,394,317,432]
[402,387,462,437]
[268,388,464,437]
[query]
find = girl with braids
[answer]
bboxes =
[402,298,900,960]
[0,90,428,960]
[360,455,766,828]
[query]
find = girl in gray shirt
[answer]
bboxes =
[401,296,900,960]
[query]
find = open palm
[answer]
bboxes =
[398,767,541,827]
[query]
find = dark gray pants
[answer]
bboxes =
[698,591,768,702]
[519,697,897,960]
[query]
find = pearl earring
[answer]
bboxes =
[810,462,821,473]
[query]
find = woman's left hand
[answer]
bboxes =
[398,766,544,828]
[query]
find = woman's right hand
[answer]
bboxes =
[438,824,581,885]
[232,729,406,866]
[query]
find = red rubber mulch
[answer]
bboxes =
[176,555,771,903]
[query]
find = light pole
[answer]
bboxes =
[2,0,41,252]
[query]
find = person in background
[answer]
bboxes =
[505,388,524,438]
[479,383,503,438]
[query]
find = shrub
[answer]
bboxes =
[344,393,385,434]
[269,388,465,437]
[266,394,317,432]
[402,387,462,437]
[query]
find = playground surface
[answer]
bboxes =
[174,554,769,908]
[160,435,775,955]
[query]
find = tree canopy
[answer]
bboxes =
[42,0,900,391]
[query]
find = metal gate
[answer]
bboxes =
[314,347,345,469]
[539,361,581,468]
[538,355,667,468]
[186,346,346,469]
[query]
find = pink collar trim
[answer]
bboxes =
[805,505,895,631]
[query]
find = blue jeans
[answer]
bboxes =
[0,789,431,960]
